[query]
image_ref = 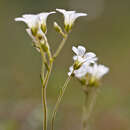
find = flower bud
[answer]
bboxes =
[31,27,38,36]
[40,40,49,52]
[64,24,70,33]
[41,24,47,34]
[54,22,62,32]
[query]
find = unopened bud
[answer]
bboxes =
[40,40,49,52]
[31,27,38,36]
[41,24,47,34]
[64,24,71,33]
[54,22,62,33]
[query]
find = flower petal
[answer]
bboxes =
[68,66,74,76]
[38,11,56,25]
[77,45,86,56]
[84,52,96,59]
[72,46,79,55]
[15,14,39,28]
[73,56,78,61]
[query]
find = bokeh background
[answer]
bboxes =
[0,0,130,130]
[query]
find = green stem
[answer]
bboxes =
[53,34,68,59]
[51,76,72,130]
[82,87,100,130]
[42,85,47,130]
[41,52,53,130]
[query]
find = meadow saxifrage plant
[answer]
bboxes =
[15,8,109,130]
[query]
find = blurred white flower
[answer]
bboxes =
[68,45,97,76]
[56,9,87,32]
[87,63,109,80]
[68,64,89,78]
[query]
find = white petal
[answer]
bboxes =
[69,66,73,72]
[38,11,56,25]
[69,13,87,25]
[15,14,39,28]
[68,72,72,76]
[56,8,75,15]
[74,65,87,78]
[56,8,66,14]
[72,46,79,55]
[77,45,86,56]
[77,56,84,63]
[84,52,96,59]
[68,66,74,76]
[88,63,109,79]
[85,57,98,64]
[15,17,26,22]
[73,56,78,61]
[97,65,109,79]
[73,13,87,19]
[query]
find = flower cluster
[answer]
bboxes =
[15,8,109,130]
[15,12,56,52]
[15,9,87,53]
[68,45,109,86]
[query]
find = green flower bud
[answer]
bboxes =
[41,24,47,33]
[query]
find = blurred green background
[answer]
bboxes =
[0,0,130,129]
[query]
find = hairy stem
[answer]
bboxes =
[51,76,72,130]
[82,87,100,130]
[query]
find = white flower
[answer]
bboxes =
[68,64,89,78]
[56,9,87,31]
[15,11,55,33]
[87,63,109,80]
[68,45,98,77]
[15,14,39,29]
[38,11,56,33]
[72,45,98,65]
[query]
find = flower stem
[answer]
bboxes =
[82,87,100,130]
[53,34,68,59]
[41,53,53,130]
[51,76,72,130]
[42,85,47,130]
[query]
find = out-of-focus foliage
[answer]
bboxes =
[0,0,130,129]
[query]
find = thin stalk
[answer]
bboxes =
[53,34,68,59]
[43,59,53,88]
[41,50,53,130]
[82,87,100,130]
[41,60,53,130]
[51,76,72,130]
[42,85,47,130]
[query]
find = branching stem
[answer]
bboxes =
[53,34,68,59]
